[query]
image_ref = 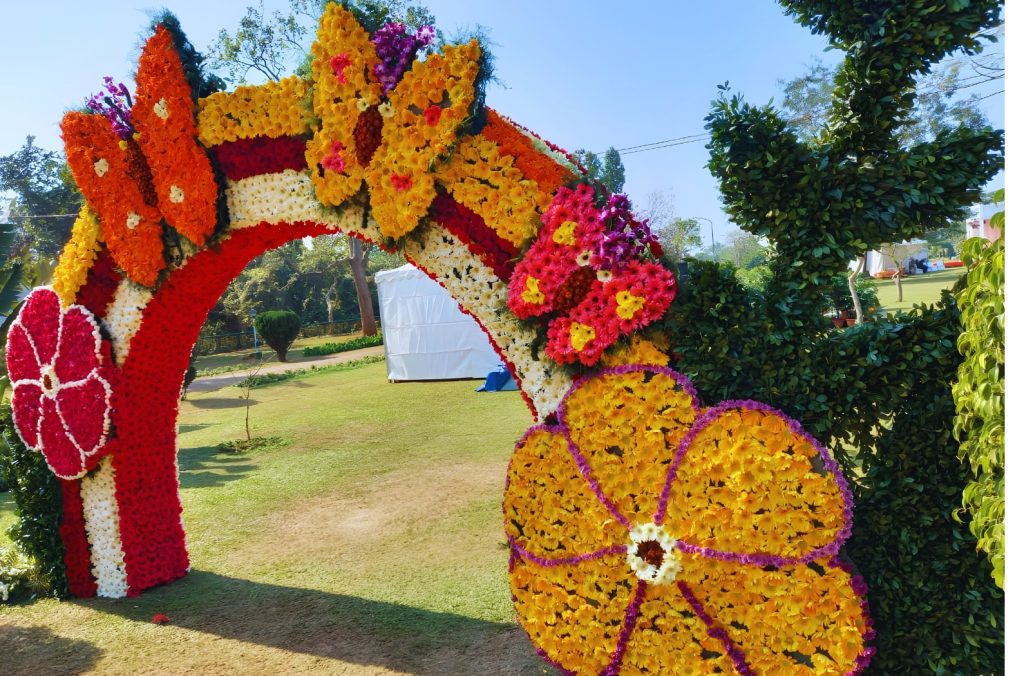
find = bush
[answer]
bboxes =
[826,274,880,319]
[253,310,302,362]
[302,333,383,357]
[0,404,68,601]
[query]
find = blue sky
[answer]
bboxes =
[0,1,1005,246]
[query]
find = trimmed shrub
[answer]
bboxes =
[302,333,383,357]
[0,404,68,601]
[253,310,301,362]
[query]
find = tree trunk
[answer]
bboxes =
[894,270,904,302]
[848,256,866,324]
[348,235,377,336]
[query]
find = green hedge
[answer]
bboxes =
[302,333,383,357]
[0,404,68,601]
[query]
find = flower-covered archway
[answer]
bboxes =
[7,5,874,673]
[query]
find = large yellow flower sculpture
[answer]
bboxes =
[305,4,480,239]
[505,365,874,674]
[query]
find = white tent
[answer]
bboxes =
[375,264,501,381]
[864,240,929,277]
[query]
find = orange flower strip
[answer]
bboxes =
[481,108,574,196]
[435,134,547,247]
[61,112,165,287]
[505,366,873,674]
[53,206,104,307]
[197,76,311,146]
[132,25,218,247]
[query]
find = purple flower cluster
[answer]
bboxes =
[595,193,656,269]
[371,22,435,94]
[85,76,133,139]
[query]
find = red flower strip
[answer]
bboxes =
[59,479,98,597]
[112,220,335,594]
[430,190,519,282]
[212,135,309,181]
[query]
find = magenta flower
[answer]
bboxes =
[6,287,115,479]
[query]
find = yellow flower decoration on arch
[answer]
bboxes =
[306,4,480,239]
[504,365,874,674]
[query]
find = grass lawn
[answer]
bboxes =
[194,331,371,375]
[0,361,550,675]
[871,267,963,314]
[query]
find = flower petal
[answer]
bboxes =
[678,554,871,674]
[56,373,112,457]
[54,306,102,383]
[39,395,86,479]
[505,424,628,561]
[560,367,699,524]
[620,581,737,673]
[11,382,44,449]
[6,322,41,383]
[510,551,638,673]
[661,403,851,562]
[17,288,61,366]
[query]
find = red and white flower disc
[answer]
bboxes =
[6,287,115,479]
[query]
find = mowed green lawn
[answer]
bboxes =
[871,267,964,314]
[0,361,550,675]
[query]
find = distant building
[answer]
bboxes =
[966,203,1002,243]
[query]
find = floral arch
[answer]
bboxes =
[6,5,875,673]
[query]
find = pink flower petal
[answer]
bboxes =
[19,288,61,366]
[40,396,86,479]
[11,382,44,449]
[56,373,112,457]
[6,323,41,382]
[54,306,102,383]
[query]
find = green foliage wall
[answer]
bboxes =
[952,203,1005,587]
[0,404,68,600]
[254,310,302,361]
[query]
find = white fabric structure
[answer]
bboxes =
[375,264,501,381]
[863,240,929,276]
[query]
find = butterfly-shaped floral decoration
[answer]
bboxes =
[305,4,480,239]
[62,25,218,287]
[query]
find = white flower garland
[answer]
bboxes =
[80,455,128,598]
[103,281,154,367]
[404,223,573,418]
[225,169,377,241]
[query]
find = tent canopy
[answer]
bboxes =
[374,264,501,381]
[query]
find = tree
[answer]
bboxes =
[600,148,625,193]
[637,190,703,262]
[0,137,82,259]
[571,146,626,196]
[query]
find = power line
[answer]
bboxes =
[618,136,711,156]
[616,132,709,153]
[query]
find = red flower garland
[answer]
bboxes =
[212,135,309,181]
[59,479,98,597]
[430,190,519,282]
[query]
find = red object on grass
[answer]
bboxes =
[153,613,170,625]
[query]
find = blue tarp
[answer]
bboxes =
[476,363,519,392]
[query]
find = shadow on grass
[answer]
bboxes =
[80,569,544,674]
[188,397,260,409]
[177,447,258,489]
[0,625,103,676]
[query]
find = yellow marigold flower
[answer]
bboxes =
[521,276,545,305]
[614,289,646,320]
[505,365,872,674]
[52,205,104,307]
[552,220,577,246]
[568,321,596,352]
[197,76,310,146]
